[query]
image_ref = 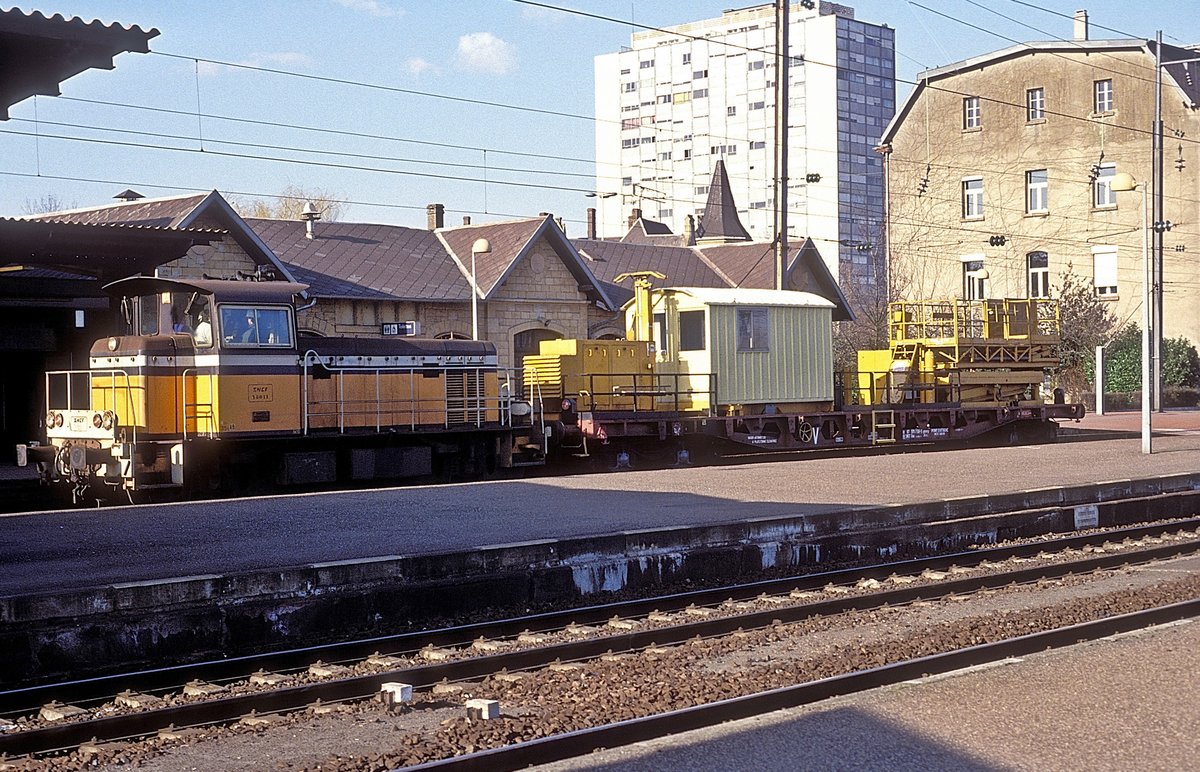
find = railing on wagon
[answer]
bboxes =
[300,351,520,435]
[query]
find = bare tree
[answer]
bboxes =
[230,185,348,221]
[21,194,75,215]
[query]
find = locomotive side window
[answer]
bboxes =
[220,305,294,347]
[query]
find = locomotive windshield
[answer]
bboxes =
[219,305,293,347]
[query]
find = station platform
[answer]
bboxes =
[3,411,1200,683]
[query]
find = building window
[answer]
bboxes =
[694,185,709,195]
[727,105,736,116]
[1093,164,1117,207]
[623,82,636,93]
[1094,79,1114,113]
[693,88,708,98]
[657,94,670,104]
[693,69,708,79]
[736,308,769,351]
[679,310,706,351]
[1027,251,1050,298]
[682,52,691,65]
[750,140,766,150]
[962,177,984,219]
[1026,87,1045,120]
[963,259,987,300]
[963,96,981,129]
[1092,246,1118,297]
[659,151,672,161]
[750,101,765,110]
[682,148,692,160]
[639,59,654,69]
[748,60,765,71]
[1026,169,1048,213]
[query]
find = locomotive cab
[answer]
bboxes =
[33,276,533,503]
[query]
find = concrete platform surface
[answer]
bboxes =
[534,617,1200,772]
[2,415,1200,599]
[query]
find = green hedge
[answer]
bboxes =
[1085,387,1200,412]
[1091,326,1200,392]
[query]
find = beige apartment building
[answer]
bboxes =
[879,18,1200,346]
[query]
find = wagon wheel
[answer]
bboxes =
[797,422,815,443]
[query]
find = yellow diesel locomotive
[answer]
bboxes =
[32,277,534,502]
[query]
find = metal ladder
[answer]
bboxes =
[872,409,897,445]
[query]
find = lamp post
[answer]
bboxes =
[1110,172,1151,454]
[470,238,491,340]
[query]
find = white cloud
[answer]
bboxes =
[332,0,402,17]
[405,57,434,76]
[456,32,516,75]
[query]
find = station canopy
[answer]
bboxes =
[0,8,158,119]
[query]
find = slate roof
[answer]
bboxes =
[249,214,616,309]
[250,218,467,301]
[0,8,158,119]
[26,193,209,228]
[26,192,298,284]
[572,237,854,322]
[697,160,751,243]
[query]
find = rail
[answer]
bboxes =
[299,350,512,435]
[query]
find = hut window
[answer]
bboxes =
[736,307,769,352]
[679,310,706,351]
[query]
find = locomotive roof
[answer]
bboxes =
[103,276,309,303]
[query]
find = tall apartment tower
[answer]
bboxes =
[594,2,895,283]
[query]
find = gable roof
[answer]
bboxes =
[573,236,853,321]
[881,38,1188,144]
[26,191,298,284]
[0,8,158,119]
[249,214,618,310]
[438,216,616,309]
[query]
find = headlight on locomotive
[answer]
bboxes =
[46,411,56,428]
[561,398,576,413]
[92,413,104,428]
[53,412,64,428]
[102,411,115,430]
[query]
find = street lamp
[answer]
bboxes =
[470,238,491,340]
[1110,171,1152,454]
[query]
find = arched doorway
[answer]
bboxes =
[513,328,562,364]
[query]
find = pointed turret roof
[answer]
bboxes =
[696,160,750,244]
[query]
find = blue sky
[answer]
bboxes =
[1,0,1197,232]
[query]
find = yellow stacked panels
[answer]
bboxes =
[523,339,656,411]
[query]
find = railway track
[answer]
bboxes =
[2,518,1198,766]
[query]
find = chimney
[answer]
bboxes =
[628,208,642,228]
[462,216,472,225]
[113,189,144,202]
[683,214,696,246]
[426,203,444,230]
[586,207,597,239]
[300,201,322,240]
[1073,9,1088,41]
